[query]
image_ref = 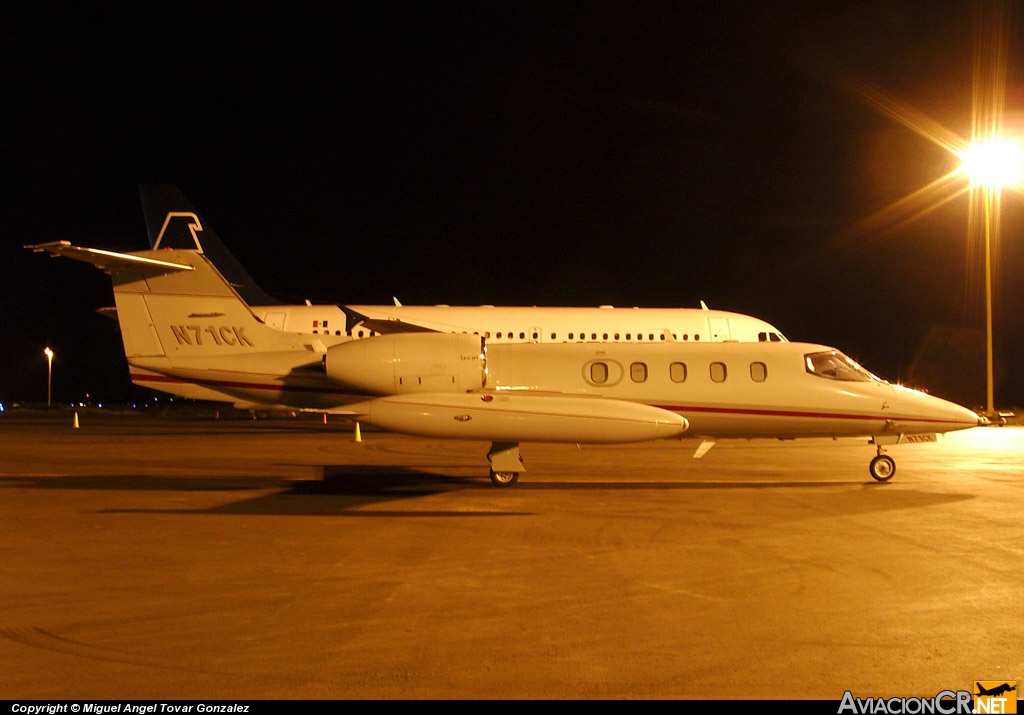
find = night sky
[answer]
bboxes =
[3,2,1024,408]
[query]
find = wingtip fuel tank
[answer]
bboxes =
[353,391,689,444]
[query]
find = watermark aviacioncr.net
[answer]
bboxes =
[838,683,1018,715]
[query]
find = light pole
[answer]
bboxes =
[960,139,1023,417]
[43,347,54,408]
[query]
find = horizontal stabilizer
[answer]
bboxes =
[25,242,193,274]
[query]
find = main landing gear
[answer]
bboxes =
[869,446,896,482]
[487,441,524,487]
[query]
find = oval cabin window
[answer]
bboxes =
[750,362,767,382]
[670,362,687,383]
[710,362,727,383]
[630,362,648,383]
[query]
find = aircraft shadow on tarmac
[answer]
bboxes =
[0,468,508,517]
[0,467,973,517]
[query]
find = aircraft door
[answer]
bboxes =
[708,318,731,342]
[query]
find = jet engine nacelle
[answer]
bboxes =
[325,333,485,396]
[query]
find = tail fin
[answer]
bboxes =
[27,241,341,406]
[138,184,281,306]
[27,242,307,362]
[109,249,305,362]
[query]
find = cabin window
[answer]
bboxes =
[670,362,687,383]
[591,333,597,340]
[568,332,574,340]
[551,332,557,340]
[614,333,620,340]
[750,362,767,382]
[519,332,525,339]
[590,362,609,384]
[630,362,648,383]
[626,333,632,341]
[710,362,727,383]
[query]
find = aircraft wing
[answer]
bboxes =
[342,306,437,335]
[25,241,194,274]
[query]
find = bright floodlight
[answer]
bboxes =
[44,347,54,407]
[961,140,1024,187]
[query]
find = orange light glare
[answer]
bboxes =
[959,140,1024,187]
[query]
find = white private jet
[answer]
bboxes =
[139,185,790,345]
[28,235,979,486]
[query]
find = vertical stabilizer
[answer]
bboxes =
[139,184,281,306]
[107,249,306,363]
[28,240,345,407]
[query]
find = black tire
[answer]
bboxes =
[869,454,896,482]
[489,470,519,487]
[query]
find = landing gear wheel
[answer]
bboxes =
[869,454,896,482]
[489,470,519,487]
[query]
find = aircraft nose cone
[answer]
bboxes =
[926,393,981,431]
[956,404,984,429]
[893,386,980,432]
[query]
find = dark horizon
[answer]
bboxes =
[4,3,1023,409]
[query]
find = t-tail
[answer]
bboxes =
[25,240,352,409]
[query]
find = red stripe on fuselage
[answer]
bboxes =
[131,373,965,427]
[655,403,966,427]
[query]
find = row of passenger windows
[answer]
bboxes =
[490,331,699,342]
[307,323,703,341]
[310,328,783,343]
[588,361,768,385]
[308,329,696,341]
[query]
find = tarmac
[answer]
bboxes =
[1,408,1021,699]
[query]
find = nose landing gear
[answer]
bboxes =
[869,447,896,482]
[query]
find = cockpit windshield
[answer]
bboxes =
[804,350,882,382]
